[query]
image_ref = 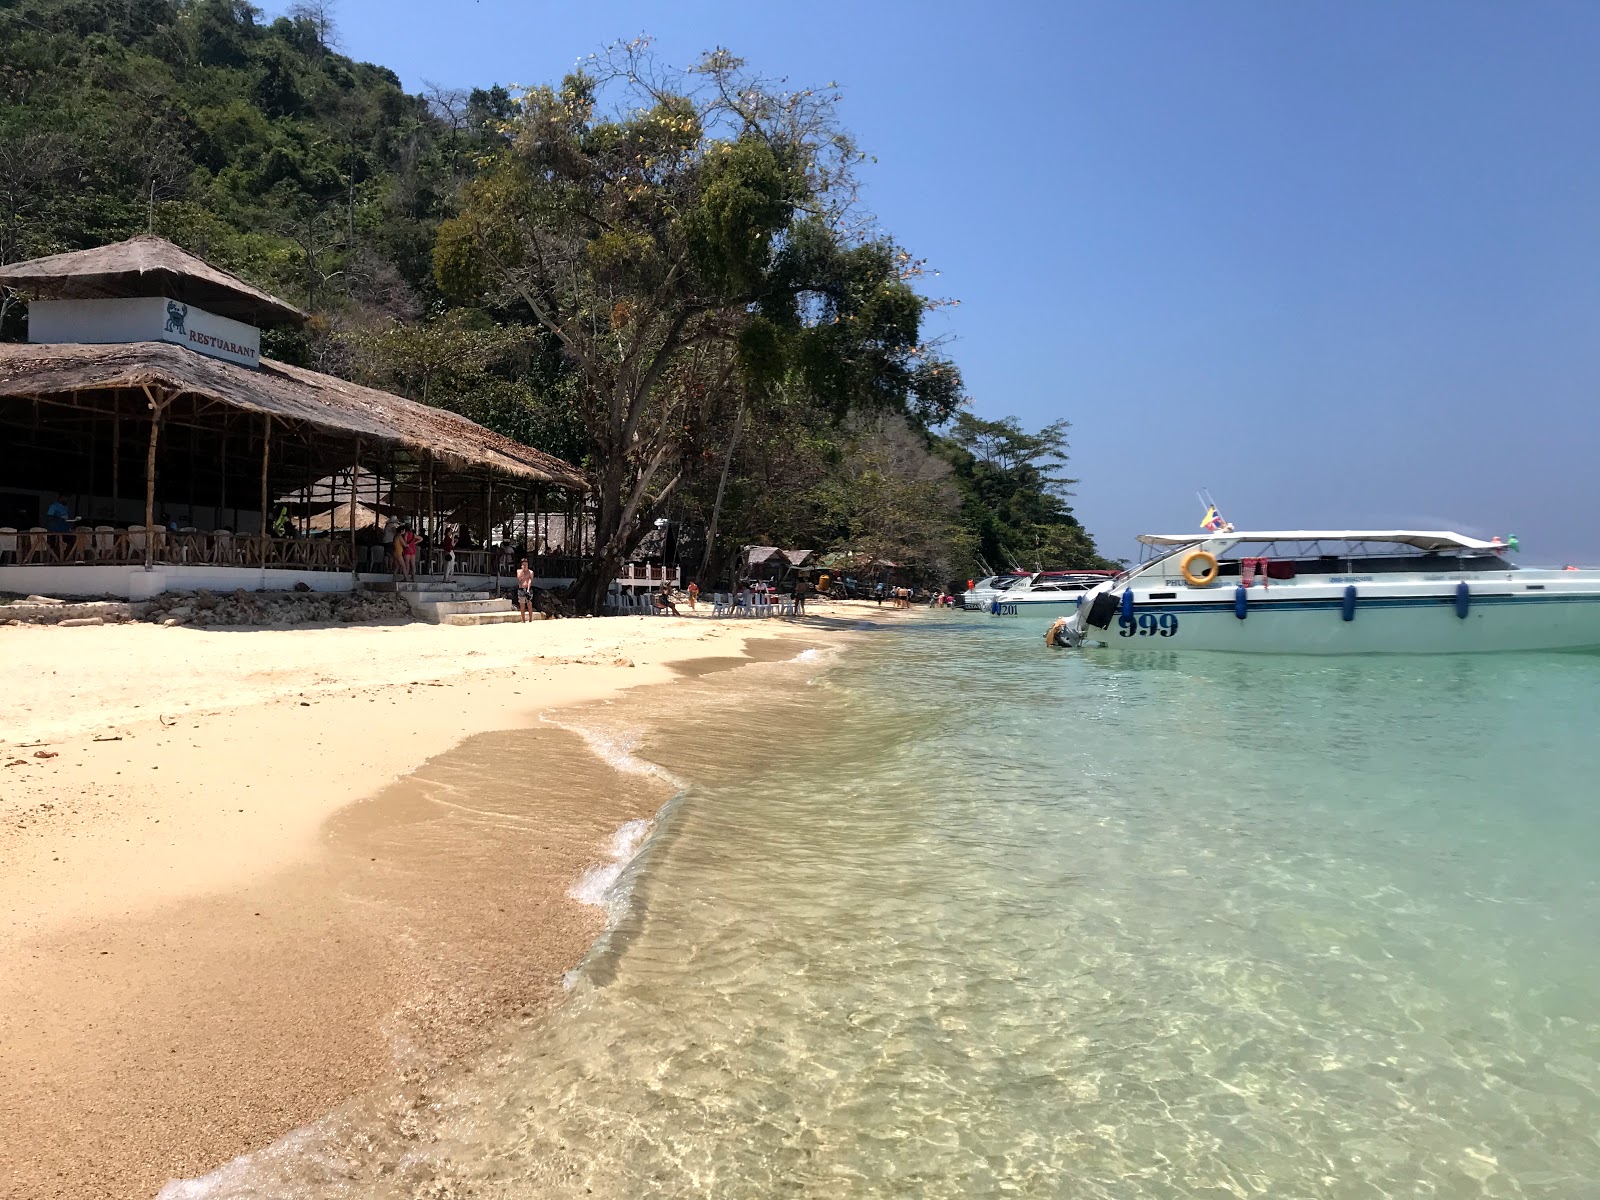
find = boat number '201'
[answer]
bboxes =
[1119,613,1179,637]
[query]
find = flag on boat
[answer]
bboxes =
[1201,505,1228,532]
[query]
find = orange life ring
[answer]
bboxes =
[1180,550,1220,587]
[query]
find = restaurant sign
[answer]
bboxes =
[29,296,262,369]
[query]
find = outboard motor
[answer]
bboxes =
[1084,588,1120,630]
[1046,614,1087,648]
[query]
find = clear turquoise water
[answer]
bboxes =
[171,617,1600,1198]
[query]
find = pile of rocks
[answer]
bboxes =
[1,589,413,627]
[136,588,413,627]
[0,596,134,626]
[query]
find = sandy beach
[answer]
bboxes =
[0,605,868,1199]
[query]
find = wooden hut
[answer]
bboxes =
[0,236,586,597]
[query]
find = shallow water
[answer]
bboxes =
[168,617,1600,1198]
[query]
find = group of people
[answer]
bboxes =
[870,582,916,608]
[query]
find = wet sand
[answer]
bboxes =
[0,610,879,1199]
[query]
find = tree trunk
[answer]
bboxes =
[697,403,744,586]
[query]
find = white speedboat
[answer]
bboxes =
[1049,531,1600,654]
[961,573,1031,610]
[988,571,1116,615]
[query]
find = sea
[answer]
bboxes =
[165,612,1600,1199]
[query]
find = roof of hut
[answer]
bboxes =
[0,340,586,489]
[306,500,386,531]
[0,235,306,327]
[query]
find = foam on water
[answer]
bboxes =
[539,715,683,786]
[567,817,653,910]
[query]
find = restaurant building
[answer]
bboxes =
[0,236,587,598]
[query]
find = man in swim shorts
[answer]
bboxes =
[516,558,536,622]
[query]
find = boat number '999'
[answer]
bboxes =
[1119,613,1179,637]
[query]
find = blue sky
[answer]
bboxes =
[320,0,1600,564]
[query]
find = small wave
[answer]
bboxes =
[568,817,652,909]
[155,1126,322,1199]
[540,716,684,787]
[792,646,826,663]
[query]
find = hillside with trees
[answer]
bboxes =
[0,0,1109,597]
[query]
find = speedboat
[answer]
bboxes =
[961,573,1030,610]
[988,571,1116,615]
[1048,531,1600,653]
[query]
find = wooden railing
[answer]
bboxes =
[0,527,353,572]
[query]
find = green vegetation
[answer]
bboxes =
[0,2,1107,596]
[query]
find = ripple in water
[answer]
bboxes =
[165,620,1600,1198]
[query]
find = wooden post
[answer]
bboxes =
[350,438,361,580]
[87,412,97,520]
[142,389,163,570]
[426,450,436,551]
[259,414,272,545]
[218,414,228,527]
[486,476,496,584]
[111,411,121,518]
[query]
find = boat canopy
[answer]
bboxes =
[1136,530,1505,553]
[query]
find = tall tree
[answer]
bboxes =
[433,41,960,611]
[942,413,1112,571]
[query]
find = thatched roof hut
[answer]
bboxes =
[0,340,585,489]
[0,234,306,327]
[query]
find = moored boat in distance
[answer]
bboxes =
[1048,531,1600,653]
[988,571,1116,615]
[961,572,1031,610]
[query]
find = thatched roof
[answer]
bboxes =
[0,235,305,327]
[0,340,586,489]
[746,546,814,566]
[306,501,386,531]
[277,466,391,507]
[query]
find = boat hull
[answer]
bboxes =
[989,596,1089,615]
[1069,587,1600,654]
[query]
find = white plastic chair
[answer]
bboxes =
[0,527,16,565]
[94,525,117,562]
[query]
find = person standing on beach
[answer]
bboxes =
[793,578,808,616]
[686,580,699,609]
[441,527,457,582]
[516,558,536,621]
[401,527,420,581]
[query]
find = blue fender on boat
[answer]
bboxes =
[1234,585,1248,620]
[1341,585,1358,622]
[1455,581,1470,619]
[1120,589,1135,620]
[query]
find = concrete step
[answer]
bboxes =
[443,610,543,626]
[407,590,495,604]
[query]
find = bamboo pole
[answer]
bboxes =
[111,411,120,517]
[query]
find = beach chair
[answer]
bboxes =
[66,526,92,563]
[22,527,53,565]
[0,527,17,565]
[711,591,728,616]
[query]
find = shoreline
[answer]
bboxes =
[0,606,888,1199]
